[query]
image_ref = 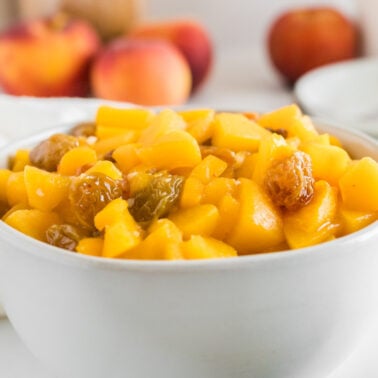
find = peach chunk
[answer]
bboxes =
[212,193,240,240]
[11,149,30,172]
[102,222,142,258]
[179,109,215,143]
[94,198,136,231]
[212,113,271,152]
[138,109,186,146]
[96,106,154,130]
[202,177,237,205]
[0,169,11,203]
[113,144,141,173]
[85,160,122,180]
[190,155,228,184]
[252,133,294,186]
[95,107,154,140]
[124,219,183,260]
[6,171,28,206]
[169,204,220,239]
[24,165,70,212]
[181,235,237,259]
[5,209,61,241]
[257,104,318,142]
[284,180,338,249]
[58,146,97,176]
[339,157,378,211]
[226,178,285,254]
[301,142,351,185]
[337,206,378,236]
[180,177,204,208]
[76,237,104,257]
[138,130,201,170]
[94,198,142,258]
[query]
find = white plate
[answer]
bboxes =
[294,58,378,137]
[1,317,378,378]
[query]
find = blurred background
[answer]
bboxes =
[0,0,373,114]
[0,0,358,49]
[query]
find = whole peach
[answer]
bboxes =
[267,7,359,83]
[0,13,101,97]
[91,38,192,106]
[129,19,213,92]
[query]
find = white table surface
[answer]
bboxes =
[0,48,377,378]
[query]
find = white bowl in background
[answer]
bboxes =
[294,58,378,137]
[0,121,377,378]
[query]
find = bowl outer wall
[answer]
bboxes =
[0,120,377,378]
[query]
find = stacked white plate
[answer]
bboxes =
[295,57,378,137]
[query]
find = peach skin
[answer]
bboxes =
[91,38,192,106]
[129,19,213,92]
[0,13,101,97]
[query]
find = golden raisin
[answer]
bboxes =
[45,224,86,251]
[264,151,314,211]
[29,134,79,172]
[70,122,96,138]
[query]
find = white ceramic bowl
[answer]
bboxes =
[0,121,377,378]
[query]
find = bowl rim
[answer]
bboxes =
[0,118,377,272]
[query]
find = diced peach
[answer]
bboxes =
[92,131,138,156]
[211,193,240,240]
[96,106,154,130]
[85,160,123,180]
[169,204,220,239]
[76,237,103,257]
[180,176,204,208]
[202,177,237,205]
[257,104,302,130]
[112,143,141,173]
[337,206,378,236]
[96,126,138,140]
[2,203,29,221]
[339,157,378,211]
[94,198,140,232]
[179,108,215,143]
[0,169,11,203]
[11,149,30,172]
[212,113,271,152]
[258,105,318,142]
[235,153,258,179]
[181,235,237,259]
[288,115,319,142]
[124,219,183,260]
[102,221,142,258]
[226,178,285,254]
[252,133,294,186]
[58,146,97,176]
[284,180,338,249]
[190,155,228,184]
[5,209,61,241]
[301,142,351,185]
[139,109,186,146]
[6,171,28,206]
[138,130,201,170]
[24,165,70,211]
